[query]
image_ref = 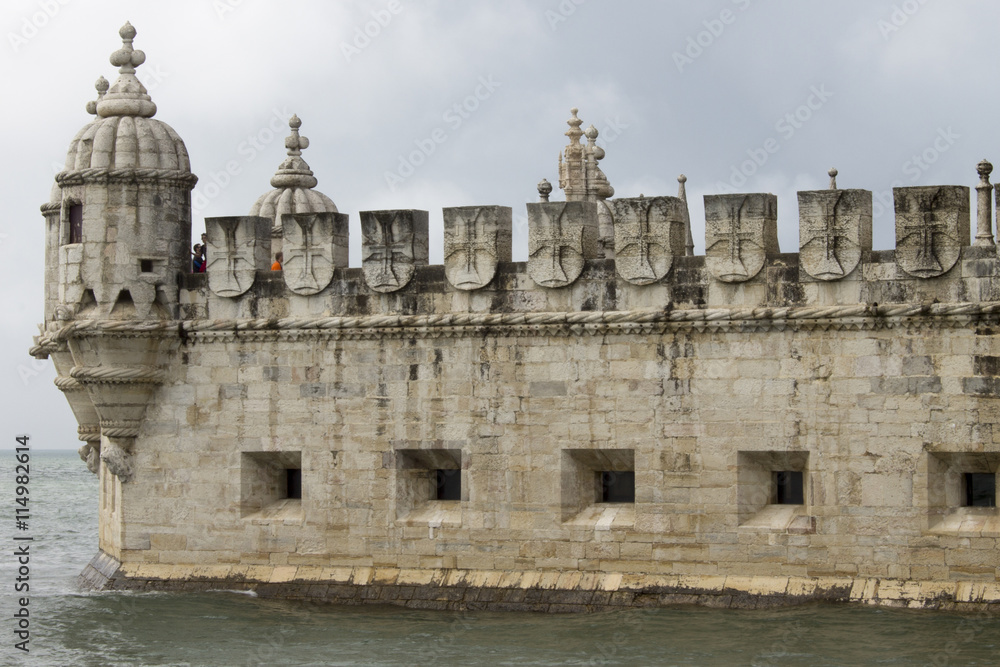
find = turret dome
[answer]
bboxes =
[59,23,193,179]
[250,115,338,237]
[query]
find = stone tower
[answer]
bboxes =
[43,21,197,322]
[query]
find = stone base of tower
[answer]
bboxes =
[77,557,1000,612]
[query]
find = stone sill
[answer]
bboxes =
[927,508,1000,537]
[242,499,304,525]
[563,504,635,530]
[396,502,462,529]
[740,505,816,534]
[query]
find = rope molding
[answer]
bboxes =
[35,301,1000,344]
[54,167,198,189]
[54,376,84,391]
[69,365,166,384]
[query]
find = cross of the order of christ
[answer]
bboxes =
[617,201,669,282]
[292,215,325,290]
[212,218,247,289]
[901,196,951,276]
[805,192,854,279]
[445,209,498,286]
[713,199,763,281]
[363,214,412,288]
[530,207,584,285]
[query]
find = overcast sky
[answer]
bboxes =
[3,0,997,450]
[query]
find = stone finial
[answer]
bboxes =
[974,159,994,247]
[828,168,838,190]
[96,22,156,118]
[678,174,695,256]
[85,76,110,115]
[558,108,614,202]
[270,115,319,190]
[537,178,552,202]
[565,107,584,144]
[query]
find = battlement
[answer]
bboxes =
[182,179,999,324]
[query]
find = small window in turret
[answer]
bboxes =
[774,471,804,505]
[68,204,82,244]
[139,259,153,273]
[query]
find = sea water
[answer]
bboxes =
[1,451,997,666]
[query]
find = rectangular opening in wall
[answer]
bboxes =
[139,259,154,273]
[774,470,804,505]
[395,448,464,526]
[286,468,302,500]
[964,473,996,507]
[561,449,635,525]
[240,451,303,521]
[435,468,461,501]
[68,204,82,244]
[598,470,635,503]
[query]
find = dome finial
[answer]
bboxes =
[269,114,318,190]
[85,75,109,115]
[284,114,310,157]
[96,22,156,118]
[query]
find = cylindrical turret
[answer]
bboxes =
[45,22,197,321]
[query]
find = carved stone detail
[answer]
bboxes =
[205,216,272,297]
[527,201,599,288]
[282,212,348,295]
[361,210,429,293]
[704,194,779,283]
[443,206,512,290]
[612,196,685,285]
[894,186,970,279]
[798,189,872,281]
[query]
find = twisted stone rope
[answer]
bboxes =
[41,301,1000,342]
[70,365,166,384]
[99,421,142,438]
[54,376,84,391]
[77,425,101,442]
[55,167,198,188]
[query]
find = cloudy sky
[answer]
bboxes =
[2,0,997,450]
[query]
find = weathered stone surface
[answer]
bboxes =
[612,196,685,285]
[443,206,511,290]
[894,186,970,278]
[704,193,778,283]
[205,216,272,297]
[282,212,348,295]
[361,210,429,293]
[798,189,872,281]
[527,201,600,288]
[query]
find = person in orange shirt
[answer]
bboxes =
[271,252,283,271]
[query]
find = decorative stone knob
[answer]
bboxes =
[828,167,838,190]
[977,159,993,183]
[537,178,553,202]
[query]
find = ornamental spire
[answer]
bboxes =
[269,115,319,189]
[96,22,156,118]
[557,107,613,202]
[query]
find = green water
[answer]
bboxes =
[3,452,998,666]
